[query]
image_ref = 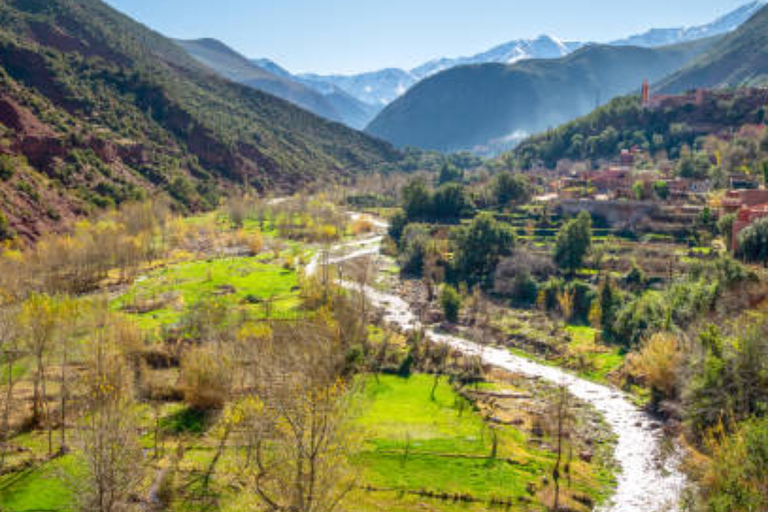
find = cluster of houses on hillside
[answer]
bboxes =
[547,147,718,203]
[532,141,768,245]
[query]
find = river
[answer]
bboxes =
[311,215,687,512]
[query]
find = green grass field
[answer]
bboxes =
[0,455,76,512]
[350,375,612,511]
[113,256,302,331]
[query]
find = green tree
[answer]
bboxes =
[653,180,669,200]
[554,211,593,273]
[438,162,463,185]
[440,285,461,323]
[704,417,768,512]
[718,213,737,249]
[762,160,768,187]
[402,178,432,220]
[431,183,473,220]
[737,217,768,265]
[452,213,515,288]
[398,224,431,277]
[491,172,532,207]
[598,277,621,339]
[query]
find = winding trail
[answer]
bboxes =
[310,215,687,512]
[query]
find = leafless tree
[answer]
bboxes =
[0,305,21,471]
[236,321,358,512]
[73,309,143,512]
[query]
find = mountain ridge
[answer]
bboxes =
[264,2,761,111]
[365,39,718,154]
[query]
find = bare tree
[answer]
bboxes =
[19,294,60,454]
[237,321,358,512]
[0,305,22,471]
[549,385,572,511]
[73,309,143,512]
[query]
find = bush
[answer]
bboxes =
[612,291,667,347]
[350,217,375,235]
[0,154,16,181]
[703,417,768,512]
[0,212,14,241]
[179,346,232,410]
[440,285,461,323]
[248,230,264,255]
[398,224,431,277]
[625,332,683,409]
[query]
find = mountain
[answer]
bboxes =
[300,68,416,109]
[176,39,375,129]
[295,36,582,110]
[655,3,768,93]
[282,3,760,112]
[411,35,584,79]
[612,1,765,48]
[176,38,341,123]
[365,39,718,154]
[0,0,399,240]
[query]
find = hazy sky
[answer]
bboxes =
[104,0,754,74]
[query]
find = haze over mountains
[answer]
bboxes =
[176,38,377,129]
[366,39,718,154]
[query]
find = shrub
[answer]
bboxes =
[248,230,264,255]
[0,154,15,181]
[440,285,461,323]
[625,332,683,409]
[703,417,768,512]
[612,291,667,347]
[0,212,14,241]
[179,345,232,411]
[350,217,374,235]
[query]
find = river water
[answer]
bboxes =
[312,216,687,512]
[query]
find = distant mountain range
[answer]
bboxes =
[365,39,718,154]
[269,2,764,111]
[611,1,765,48]
[176,39,377,129]
[170,2,763,134]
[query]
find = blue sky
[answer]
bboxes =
[104,0,753,74]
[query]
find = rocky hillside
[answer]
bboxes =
[0,0,400,240]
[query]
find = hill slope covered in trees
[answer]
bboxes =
[0,0,400,240]
[512,88,768,167]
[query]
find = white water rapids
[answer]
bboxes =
[308,215,687,512]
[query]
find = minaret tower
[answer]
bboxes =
[642,79,650,108]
